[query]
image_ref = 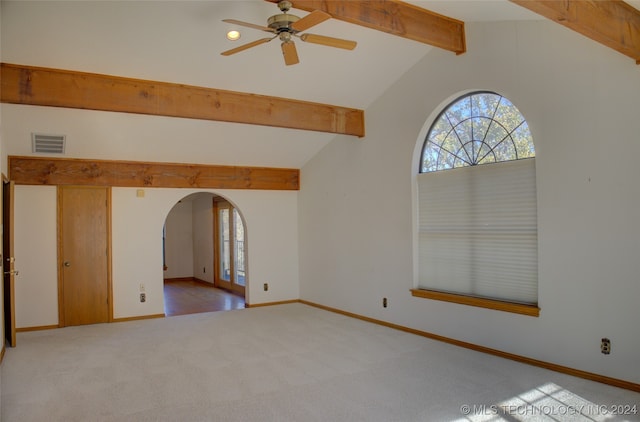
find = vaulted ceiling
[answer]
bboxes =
[1,1,639,168]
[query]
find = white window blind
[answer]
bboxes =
[417,158,538,305]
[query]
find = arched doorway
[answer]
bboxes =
[162,192,247,316]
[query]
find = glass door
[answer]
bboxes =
[214,200,246,295]
[233,209,246,288]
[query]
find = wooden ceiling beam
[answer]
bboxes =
[0,63,365,137]
[266,0,466,54]
[9,156,300,190]
[510,0,640,64]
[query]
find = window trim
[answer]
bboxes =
[410,288,540,317]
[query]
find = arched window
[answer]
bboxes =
[414,92,539,315]
[421,91,534,173]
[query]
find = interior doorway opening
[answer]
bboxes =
[162,192,247,316]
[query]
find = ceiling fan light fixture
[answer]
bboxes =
[279,32,292,42]
[226,30,241,41]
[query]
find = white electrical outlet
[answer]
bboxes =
[140,283,145,292]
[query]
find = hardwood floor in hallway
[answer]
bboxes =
[163,278,245,317]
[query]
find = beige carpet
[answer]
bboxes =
[1,303,638,421]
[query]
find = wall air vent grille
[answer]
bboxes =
[32,133,66,154]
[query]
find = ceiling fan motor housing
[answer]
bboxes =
[267,13,300,33]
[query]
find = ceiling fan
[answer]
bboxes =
[221,1,357,66]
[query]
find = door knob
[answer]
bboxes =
[4,270,19,276]
[64,261,71,267]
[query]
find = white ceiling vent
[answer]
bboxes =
[32,133,66,154]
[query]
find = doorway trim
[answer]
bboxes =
[2,175,17,347]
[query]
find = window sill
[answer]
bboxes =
[410,289,540,317]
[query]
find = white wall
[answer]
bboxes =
[10,186,298,324]
[164,200,195,279]
[164,193,217,283]
[13,185,58,328]
[299,21,640,384]
[192,194,215,284]
[112,188,298,318]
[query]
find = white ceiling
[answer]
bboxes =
[627,0,640,11]
[211,0,640,112]
[2,0,638,168]
[206,0,548,108]
[414,0,640,22]
[78,0,638,110]
[407,0,543,22]
[212,1,431,109]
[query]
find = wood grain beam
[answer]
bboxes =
[0,63,365,137]
[266,0,466,54]
[8,156,300,191]
[510,0,640,64]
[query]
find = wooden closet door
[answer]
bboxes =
[58,186,110,326]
